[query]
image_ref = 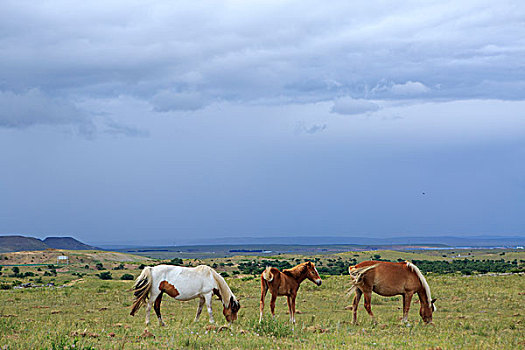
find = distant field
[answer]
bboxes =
[0,249,524,349]
[115,244,451,259]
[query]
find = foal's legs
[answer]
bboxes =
[153,292,166,326]
[259,279,269,323]
[287,295,294,323]
[402,292,413,323]
[195,296,205,322]
[269,294,277,317]
[363,291,375,321]
[287,294,297,330]
[204,293,215,323]
[352,288,363,324]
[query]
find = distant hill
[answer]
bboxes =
[0,235,49,253]
[0,235,98,253]
[43,237,97,250]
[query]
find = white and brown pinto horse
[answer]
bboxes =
[259,261,322,325]
[348,261,436,324]
[130,265,240,326]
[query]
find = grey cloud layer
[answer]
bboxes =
[0,0,524,125]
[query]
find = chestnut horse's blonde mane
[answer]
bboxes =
[405,261,435,310]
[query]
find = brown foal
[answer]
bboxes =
[348,260,436,324]
[259,261,322,324]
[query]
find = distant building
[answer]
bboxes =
[57,255,69,265]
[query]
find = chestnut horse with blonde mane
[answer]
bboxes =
[348,261,436,324]
[259,261,322,325]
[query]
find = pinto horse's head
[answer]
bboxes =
[305,261,322,286]
[223,296,241,323]
[420,298,437,324]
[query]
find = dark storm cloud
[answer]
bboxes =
[0,89,95,135]
[0,0,524,129]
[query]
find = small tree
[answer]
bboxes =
[120,273,134,280]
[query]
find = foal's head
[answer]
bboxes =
[419,298,437,324]
[223,296,241,323]
[304,261,322,286]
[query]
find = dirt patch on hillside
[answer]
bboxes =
[0,250,150,265]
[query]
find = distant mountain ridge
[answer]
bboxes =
[0,235,98,253]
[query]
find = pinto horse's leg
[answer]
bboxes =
[402,292,413,323]
[204,292,215,323]
[153,292,166,326]
[145,300,152,326]
[259,278,269,323]
[270,294,277,318]
[352,288,362,324]
[363,291,375,322]
[195,296,205,322]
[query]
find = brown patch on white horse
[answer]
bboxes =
[159,280,180,298]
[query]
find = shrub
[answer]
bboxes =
[95,263,104,270]
[220,272,230,278]
[120,273,134,280]
[96,271,113,280]
[169,258,183,265]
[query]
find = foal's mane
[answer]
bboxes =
[405,261,433,307]
[283,262,309,279]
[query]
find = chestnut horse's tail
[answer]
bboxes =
[130,266,153,316]
[347,264,378,296]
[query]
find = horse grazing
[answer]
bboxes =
[348,261,436,324]
[259,261,322,324]
[130,265,240,326]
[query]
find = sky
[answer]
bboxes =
[0,0,524,245]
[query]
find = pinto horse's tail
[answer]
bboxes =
[130,266,153,316]
[347,264,378,296]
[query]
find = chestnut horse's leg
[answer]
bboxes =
[270,293,277,318]
[153,292,166,326]
[195,296,205,322]
[259,277,269,323]
[363,291,375,321]
[290,294,297,323]
[402,292,413,323]
[352,288,362,324]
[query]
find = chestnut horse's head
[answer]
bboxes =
[223,296,241,323]
[419,298,437,324]
[305,261,322,286]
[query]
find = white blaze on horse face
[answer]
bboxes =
[314,266,322,286]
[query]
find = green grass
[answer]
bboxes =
[1,269,524,349]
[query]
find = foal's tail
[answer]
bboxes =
[130,266,153,316]
[347,264,378,296]
[261,266,274,282]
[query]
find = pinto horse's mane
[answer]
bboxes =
[204,266,237,308]
[405,261,434,310]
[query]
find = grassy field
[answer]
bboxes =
[0,250,524,349]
